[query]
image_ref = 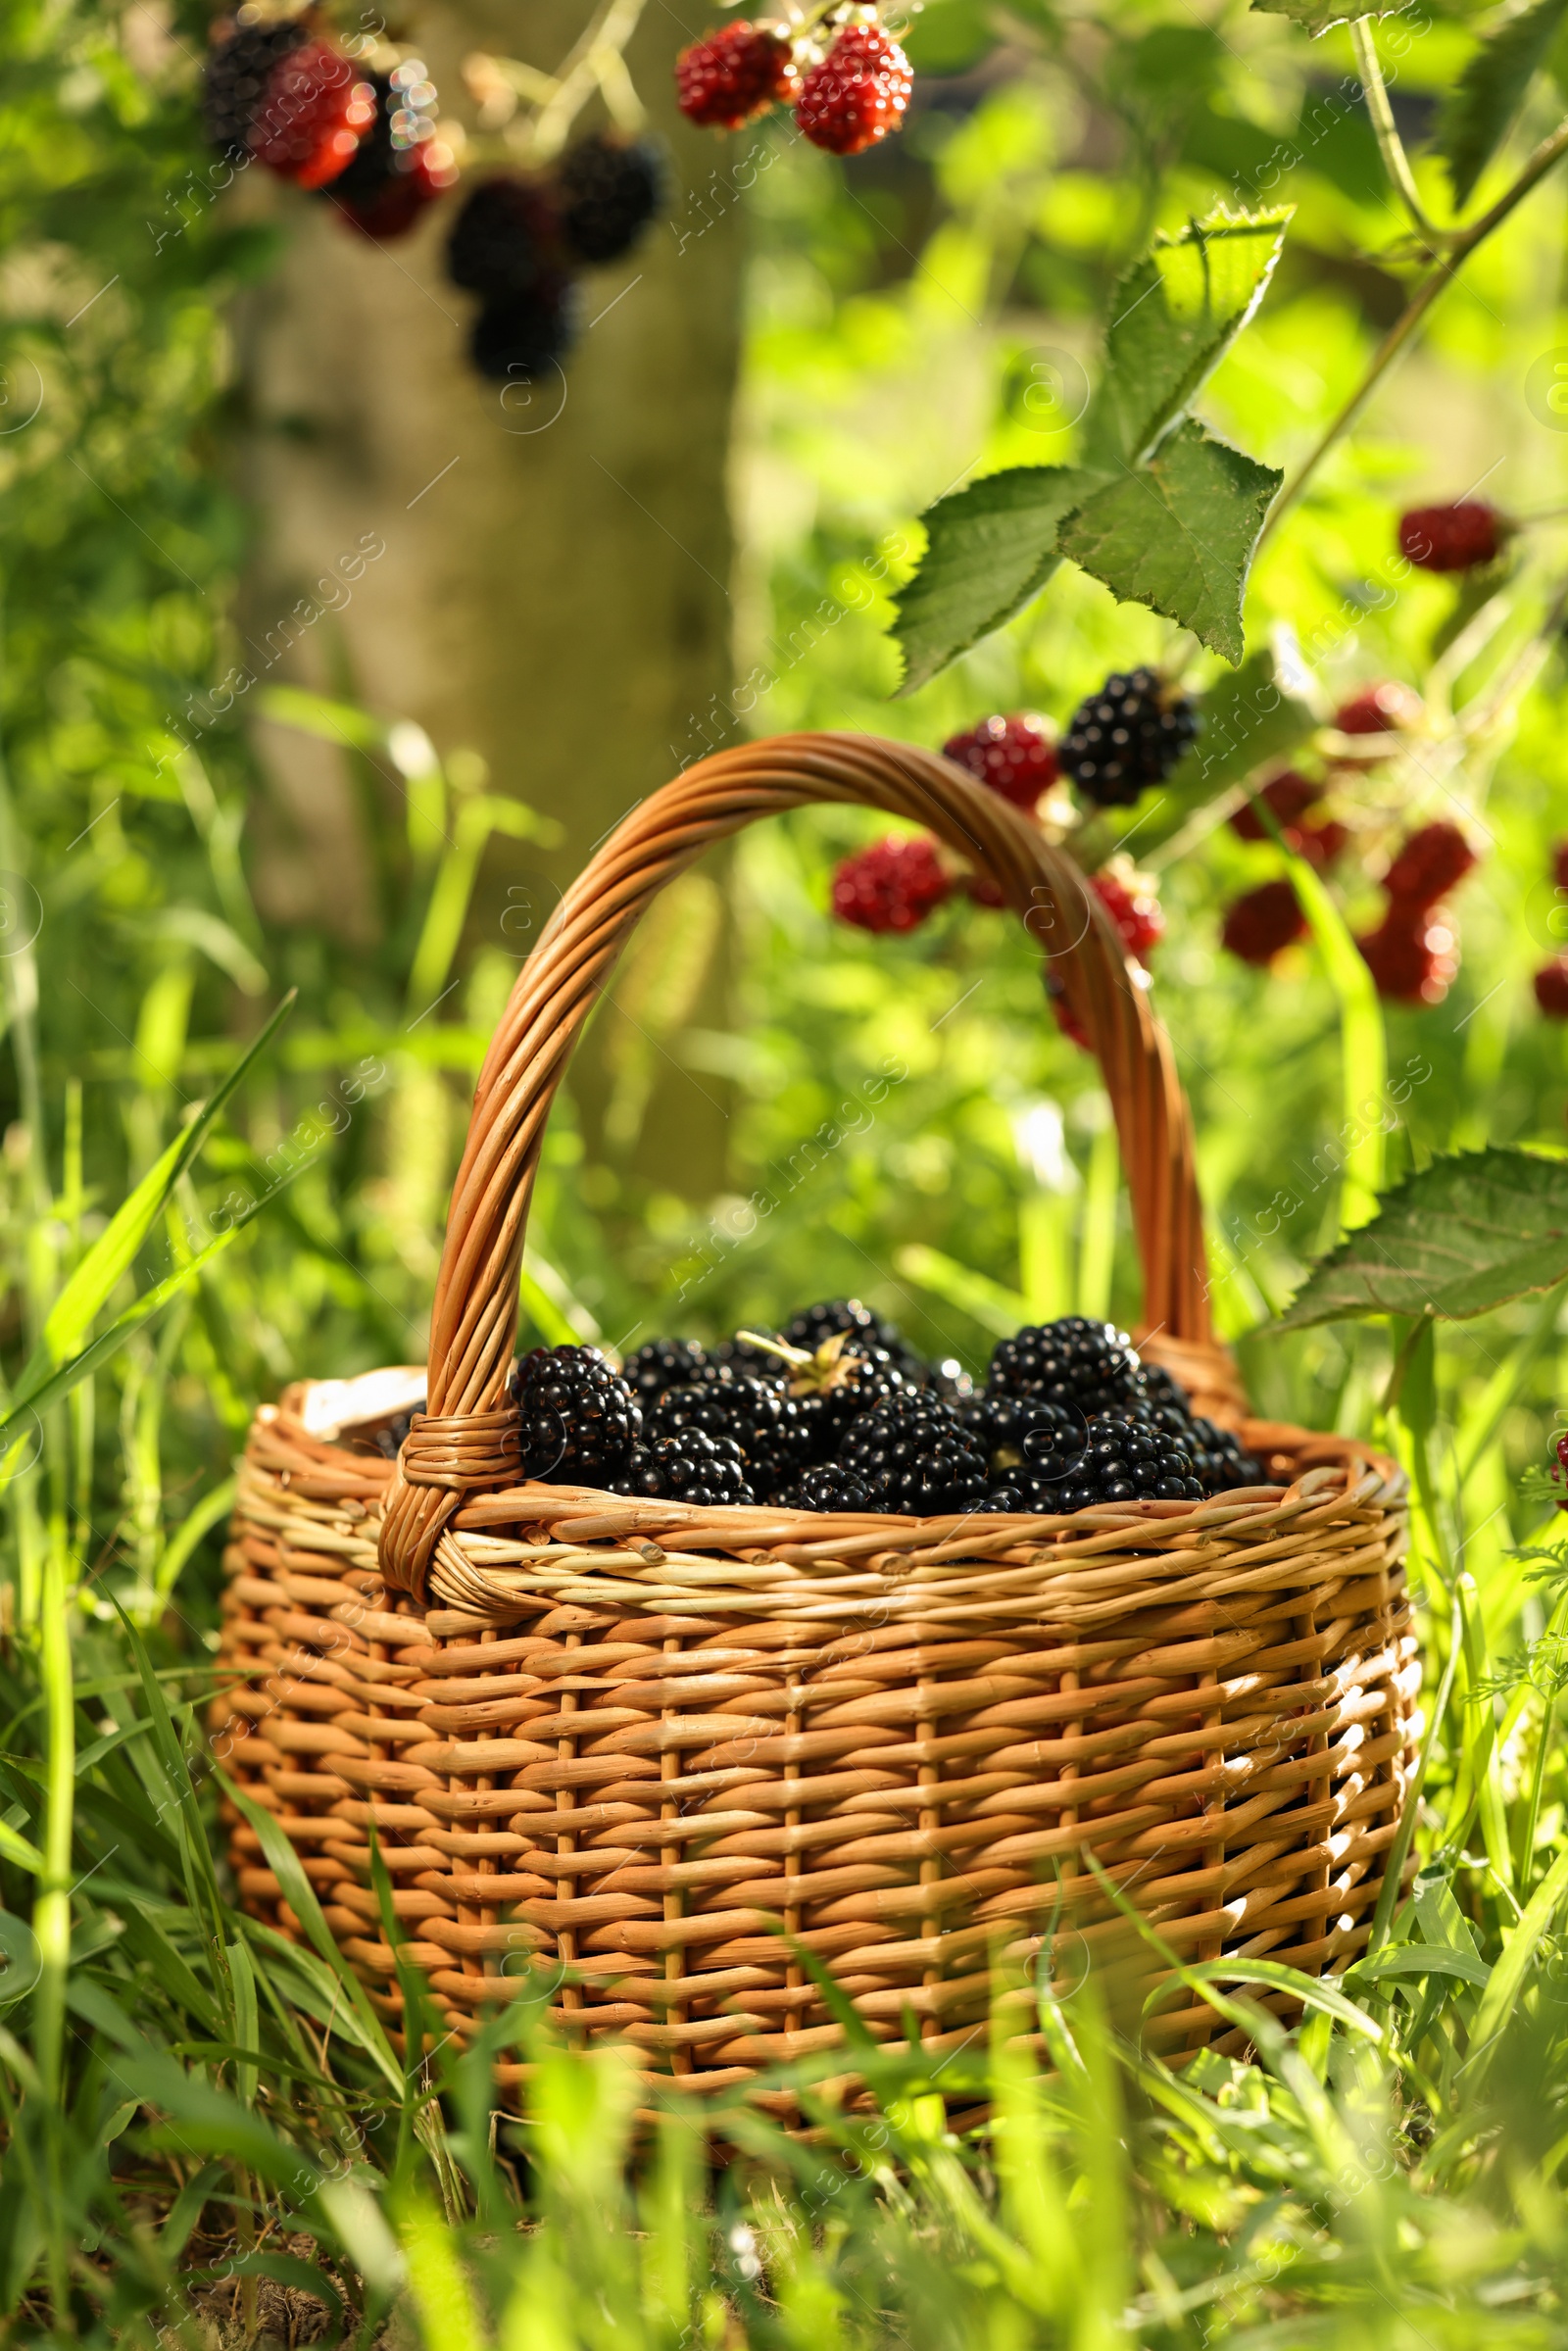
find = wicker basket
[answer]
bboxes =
[213,730,1416,2095]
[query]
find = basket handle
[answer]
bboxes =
[377,731,1234,1597]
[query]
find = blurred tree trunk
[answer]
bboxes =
[236,0,741,1205]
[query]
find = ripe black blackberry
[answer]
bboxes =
[623,1338,710,1402]
[469,281,579,383]
[788,1336,908,1460]
[647,1375,806,1499]
[779,1462,873,1512]
[988,1316,1143,1418]
[1060,668,1198,808]
[1055,1412,1202,1510]
[510,1345,641,1485]
[712,1332,790,1385]
[557,132,663,264]
[837,1391,988,1515]
[614,1428,754,1507]
[963,1392,1080,1475]
[202,19,309,162]
[1186,1416,1265,1494]
[447,175,561,299]
[782,1297,929,1385]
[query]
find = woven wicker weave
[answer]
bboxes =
[213,731,1416,2092]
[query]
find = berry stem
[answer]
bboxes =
[1349,18,1450,252]
[1259,112,1568,546]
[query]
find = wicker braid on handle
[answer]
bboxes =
[378,732,1227,1598]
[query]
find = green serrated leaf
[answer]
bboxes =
[1273,1147,1568,1331]
[1057,421,1282,663]
[891,466,1096,695]
[1250,0,1405,32]
[1440,0,1568,206]
[1096,208,1292,465]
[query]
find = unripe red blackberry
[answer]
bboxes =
[1535,958,1568,1018]
[1358,907,1458,1004]
[1398,500,1505,573]
[1061,667,1198,806]
[1294,818,1348,869]
[250,40,375,190]
[557,132,664,264]
[1332,680,1421,750]
[1091,865,1162,963]
[942,712,1057,810]
[676,21,800,128]
[832,834,951,933]
[1383,820,1479,910]
[795,24,912,155]
[1221,879,1305,967]
[1229,769,1320,842]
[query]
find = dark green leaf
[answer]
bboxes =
[1440,0,1568,207]
[891,466,1097,695]
[1274,1147,1568,1330]
[1056,421,1282,662]
[1094,210,1292,465]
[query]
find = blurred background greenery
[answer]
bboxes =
[8,0,1568,2332]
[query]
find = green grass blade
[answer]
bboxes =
[27,989,295,1379]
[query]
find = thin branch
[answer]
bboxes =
[1259,114,1568,546]
[1350,16,1449,250]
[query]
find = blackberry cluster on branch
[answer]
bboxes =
[836,1392,988,1515]
[988,1317,1143,1418]
[623,1338,711,1402]
[647,1376,806,1500]
[614,1428,754,1507]
[202,19,308,163]
[510,1345,641,1486]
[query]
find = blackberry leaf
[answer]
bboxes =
[892,465,1103,697]
[1057,422,1282,665]
[1091,210,1291,469]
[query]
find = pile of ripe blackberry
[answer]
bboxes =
[487,1303,1266,1517]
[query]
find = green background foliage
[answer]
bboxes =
[7,0,1568,2334]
